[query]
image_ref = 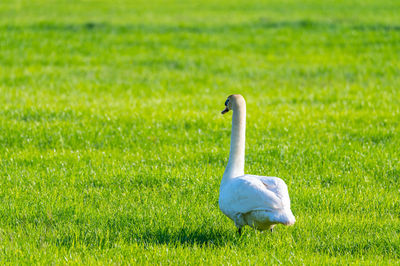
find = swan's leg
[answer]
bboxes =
[270,225,275,233]
[234,213,245,236]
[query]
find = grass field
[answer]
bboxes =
[1,0,400,264]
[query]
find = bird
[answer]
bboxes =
[219,94,295,235]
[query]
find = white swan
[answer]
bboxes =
[219,94,295,234]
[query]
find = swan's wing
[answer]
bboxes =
[256,175,292,209]
[219,176,284,215]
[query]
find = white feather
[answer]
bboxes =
[219,175,295,230]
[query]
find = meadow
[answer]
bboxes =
[0,0,399,264]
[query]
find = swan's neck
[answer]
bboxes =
[222,102,246,184]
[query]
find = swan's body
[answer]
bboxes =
[219,174,295,231]
[219,95,295,233]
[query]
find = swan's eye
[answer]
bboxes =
[225,99,229,106]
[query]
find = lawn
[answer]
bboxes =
[0,0,399,264]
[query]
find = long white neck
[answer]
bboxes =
[222,100,246,184]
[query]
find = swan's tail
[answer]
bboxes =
[272,209,296,226]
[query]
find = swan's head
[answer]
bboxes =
[221,94,245,114]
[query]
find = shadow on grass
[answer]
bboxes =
[4,20,400,34]
[132,227,232,246]
[54,226,235,249]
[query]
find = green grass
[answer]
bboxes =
[1,0,400,264]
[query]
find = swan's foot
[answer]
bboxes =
[238,227,242,236]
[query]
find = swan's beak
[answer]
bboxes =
[221,107,229,114]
